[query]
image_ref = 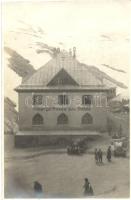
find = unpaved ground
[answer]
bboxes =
[4,136,129,198]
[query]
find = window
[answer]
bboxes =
[57,113,68,124]
[32,114,43,125]
[33,95,43,106]
[58,95,69,105]
[81,113,93,124]
[82,95,92,105]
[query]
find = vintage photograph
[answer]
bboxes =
[4,0,130,198]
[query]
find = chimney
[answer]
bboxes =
[73,47,76,58]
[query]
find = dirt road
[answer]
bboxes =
[5,147,129,198]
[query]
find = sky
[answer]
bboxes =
[3,0,131,105]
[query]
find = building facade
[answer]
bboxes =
[15,49,116,147]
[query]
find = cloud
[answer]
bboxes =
[102,64,126,73]
[100,35,112,41]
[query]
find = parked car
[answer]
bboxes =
[67,144,81,155]
[114,146,126,157]
[67,139,87,155]
[111,137,128,157]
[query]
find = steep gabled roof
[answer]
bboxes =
[15,51,112,91]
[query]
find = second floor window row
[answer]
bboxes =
[32,94,93,106]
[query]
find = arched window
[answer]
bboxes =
[57,113,68,124]
[81,113,93,124]
[32,114,43,125]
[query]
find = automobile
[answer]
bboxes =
[67,144,81,155]
[111,137,128,147]
[67,139,87,155]
[111,137,128,157]
[114,146,126,157]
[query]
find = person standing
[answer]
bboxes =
[98,149,103,163]
[94,148,98,164]
[34,181,43,198]
[83,178,94,196]
[107,146,112,162]
[83,178,90,196]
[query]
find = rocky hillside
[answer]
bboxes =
[79,62,127,89]
[5,47,36,82]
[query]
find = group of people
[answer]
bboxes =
[94,148,103,163]
[95,146,112,164]
[33,147,112,198]
[67,144,81,154]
